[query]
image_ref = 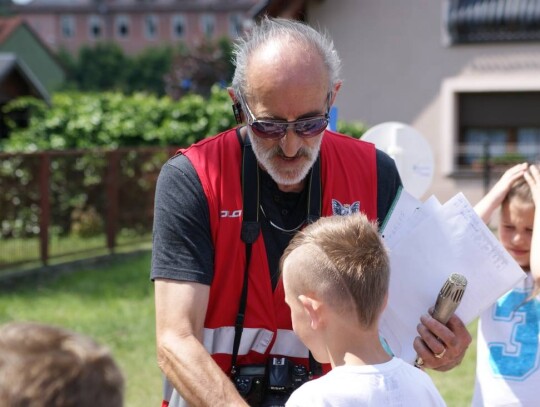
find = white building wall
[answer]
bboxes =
[306,0,540,204]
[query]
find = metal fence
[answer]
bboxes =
[2,140,537,272]
[0,147,176,272]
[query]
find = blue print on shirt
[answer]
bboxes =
[488,290,540,380]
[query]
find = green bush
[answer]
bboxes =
[337,120,368,139]
[1,86,236,152]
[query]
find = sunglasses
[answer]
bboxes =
[239,93,331,140]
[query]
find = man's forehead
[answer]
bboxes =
[247,41,327,81]
[245,60,329,107]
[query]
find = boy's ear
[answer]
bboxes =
[298,294,323,330]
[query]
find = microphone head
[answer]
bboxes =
[439,273,467,300]
[432,273,467,324]
[448,273,467,287]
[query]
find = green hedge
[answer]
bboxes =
[1,88,366,152]
[2,86,235,152]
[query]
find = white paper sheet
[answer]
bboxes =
[379,190,526,364]
[380,188,441,248]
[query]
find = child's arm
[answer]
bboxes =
[474,163,528,224]
[524,164,540,285]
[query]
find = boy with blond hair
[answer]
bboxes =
[281,213,445,406]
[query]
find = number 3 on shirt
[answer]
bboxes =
[489,290,540,380]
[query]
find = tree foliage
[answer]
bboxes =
[165,37,235,99]
[56,38,234,97]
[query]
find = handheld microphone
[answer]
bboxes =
[415,273,467,367]
[431,273,467,325]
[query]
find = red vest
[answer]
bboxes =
[181,128,377,373]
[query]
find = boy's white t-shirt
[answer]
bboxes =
[285,357,446,407]
[473,273,540,407]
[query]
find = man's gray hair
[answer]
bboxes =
[231,16,342,96]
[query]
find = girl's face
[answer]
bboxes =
[499,198,535,269]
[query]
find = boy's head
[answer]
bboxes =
[280,213,389,358]
[0,321,124,407]
[500,166,536,269]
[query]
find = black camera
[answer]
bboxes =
[234,358,309,406]
[267,357,308,393]
[234,364,266,406]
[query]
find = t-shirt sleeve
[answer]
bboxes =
[150,154,214,284]
[376,149,402,225]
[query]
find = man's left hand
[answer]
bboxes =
[413,312,472,371]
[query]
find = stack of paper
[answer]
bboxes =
[379,188,526,364]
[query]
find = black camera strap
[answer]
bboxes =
[231,135,323,377]
[231,138,260,376]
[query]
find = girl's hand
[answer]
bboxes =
[524,164,540,206]
[474,163,528,223]
[489,163,528,204]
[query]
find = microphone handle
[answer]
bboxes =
[431,294,461,325]
[415,275,466,368]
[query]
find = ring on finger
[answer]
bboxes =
[433,347,447,359]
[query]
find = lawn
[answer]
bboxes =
[0,251,478,406]
[428,319,478,406]
[0,251,161,407]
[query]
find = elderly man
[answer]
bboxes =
[151,16,471,407]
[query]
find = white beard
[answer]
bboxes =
[247,127,322,187]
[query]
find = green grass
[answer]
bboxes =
[0,252,480,407]
[0,232,152,269]
[428,319,478,406]
[0,251,161,407]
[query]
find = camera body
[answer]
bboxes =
[234,357,309,406]
[234,364,266,406]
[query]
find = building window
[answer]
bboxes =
[457,92,540,169]
[229,13,243,38]
[60,15,75,39]
[115,15,130,39]
[200,14,215,38]
[88,15,103,39]
[445,0,540,44]
[172,14,186,39]
[145,14,158,39]
[518,128,540,161]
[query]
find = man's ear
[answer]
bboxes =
[227,87,243,124]
[298,294,323,330]
[227,87,236,102]
[329,81,342,106]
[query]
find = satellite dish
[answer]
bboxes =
[362,122,434,199]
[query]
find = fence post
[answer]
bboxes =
[39,153,50,266]
[106,150,120,253]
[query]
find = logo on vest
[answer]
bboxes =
[220,209,242,218]
[331,199,360,216]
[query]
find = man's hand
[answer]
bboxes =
[413,312,472,371]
